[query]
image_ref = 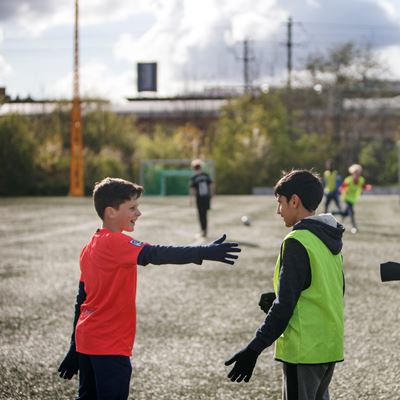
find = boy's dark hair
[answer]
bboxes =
[93,177,143,219]
[274,169,323,211]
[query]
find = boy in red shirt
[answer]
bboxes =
[58,177,241,400]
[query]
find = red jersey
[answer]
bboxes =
[75,228,146,356]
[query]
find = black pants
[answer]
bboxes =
[324,192,341,214]
[342,201,356,228]
[77,354,132,400]
[196,197,210,234]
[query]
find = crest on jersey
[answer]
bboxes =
[130,239,143,247]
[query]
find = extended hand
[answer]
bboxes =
[258,292,276,314]
[225,347,259,382]
[58,345,79,380]
[202,234,241,265]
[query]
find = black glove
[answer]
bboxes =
[201,234,241,265]
[225,347,259,383]
[258,292,276,314]
[58,344,79,380]
[380,261,400,282]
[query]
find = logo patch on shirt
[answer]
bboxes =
[129,239,143,247]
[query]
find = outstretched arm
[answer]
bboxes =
[137,234,241,266]
[58,281,86,380]
[225,239,310,383]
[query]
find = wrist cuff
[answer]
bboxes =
[247,337,268,355]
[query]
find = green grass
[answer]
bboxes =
[1,195,400,399]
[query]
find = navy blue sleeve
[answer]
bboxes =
[247,238,311,354]
[71,280,86,345]
[137,244,203,266]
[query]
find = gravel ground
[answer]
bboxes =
[0,195,399,400]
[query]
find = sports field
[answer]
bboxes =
[1,195,400,399]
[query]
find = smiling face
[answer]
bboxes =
[104,196,142,232]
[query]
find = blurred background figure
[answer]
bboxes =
[189,159,214,238]
[323,160,342,214]
[337,164,372,233]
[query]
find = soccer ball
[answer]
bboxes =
[241,215,251,226]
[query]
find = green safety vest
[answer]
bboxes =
[273,229,344,364]
[324,170,337,193]
[342,175,365,204]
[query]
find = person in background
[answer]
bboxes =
[189,159,214,238]
[337,164,372,234]
[323,160,342,214]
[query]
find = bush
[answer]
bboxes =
[0,115,37,195]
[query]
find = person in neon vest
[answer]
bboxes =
[323,160,342,214]
[338,164,372,234]
[225,169,345,400]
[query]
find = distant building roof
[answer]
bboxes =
[0,97,229,118]
[343,96,400,111]
[117,97,228,118]
[0,102,61,116]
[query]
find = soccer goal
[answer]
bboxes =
[139,159,215,196]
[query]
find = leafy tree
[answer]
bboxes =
[33,133,70,195]
[0,115,37,195]
[85,147,129,190]
[136,124,183,160]
[212,93,291,193]
[359,140,398,185]
[82,109,141,189]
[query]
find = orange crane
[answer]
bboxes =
[69,0,84,196]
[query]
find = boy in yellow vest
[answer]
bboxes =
[338,164,371,234]
[225,169,345,400]
[323,160,342,214]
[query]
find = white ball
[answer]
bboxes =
[241,215,251,226]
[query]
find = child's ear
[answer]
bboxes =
[290,194,301,208]
[104,206,117,219]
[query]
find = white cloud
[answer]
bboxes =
[0,55,13,85]
[112,0,289,96]
[375,0,400,20]
[229,11,285,42]
[1,0,159,37]
[51,62,134,101]
[376,45,400,79]
[3,0,400,101]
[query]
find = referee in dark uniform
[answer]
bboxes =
[190,159,214,238]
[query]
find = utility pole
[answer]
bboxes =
[69,0,84,196]
[235,39,255,94]
[243,39,250,94]
[286,17,292,91]
[286,16,293,134]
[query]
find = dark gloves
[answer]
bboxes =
[58,344,79,380]
[380,261,400,282]
[225,347,259,382]
[258,292,276,314]
[201,234,241,265]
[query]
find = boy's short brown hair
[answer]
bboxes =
[93,177,143,219]
[274,169,323,211]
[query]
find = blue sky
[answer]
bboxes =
[1,0,400,102]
